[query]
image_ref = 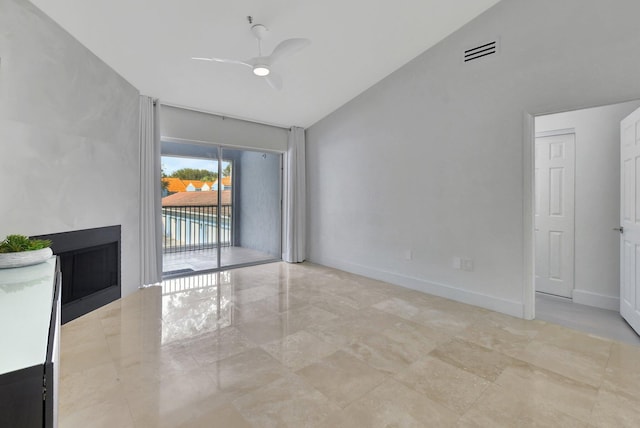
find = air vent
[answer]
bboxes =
[463,40,499,63]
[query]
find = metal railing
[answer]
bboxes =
[161,205,232,253]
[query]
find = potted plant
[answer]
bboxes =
[0,235,53,269]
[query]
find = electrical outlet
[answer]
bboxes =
[461,258,474,271]
[452,257,462,269]
[403,249,413,260]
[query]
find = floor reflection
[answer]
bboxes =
[161,271,234,344]
[60,261,640,427]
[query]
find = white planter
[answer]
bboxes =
[0,248,53,269]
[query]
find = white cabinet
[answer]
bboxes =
[0,257,60,427]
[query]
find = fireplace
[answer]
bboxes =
[32,225,121,323]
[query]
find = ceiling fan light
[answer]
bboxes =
[253,65,270,76]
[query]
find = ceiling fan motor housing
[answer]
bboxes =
[251,24,268,40]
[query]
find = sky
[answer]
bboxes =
[162,156,229,175]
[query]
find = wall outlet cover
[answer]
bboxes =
[452,257,462,269]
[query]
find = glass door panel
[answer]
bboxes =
[160,140,220,276]
[220,147,282,267]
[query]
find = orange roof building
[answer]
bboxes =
[212,176,232,189]
[163,176,232,193]
[162,177,215,193]
[162,190,232,207]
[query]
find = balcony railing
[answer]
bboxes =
[161,205,232,253]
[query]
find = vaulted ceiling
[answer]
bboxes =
[31,0,501,128]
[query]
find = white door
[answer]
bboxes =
[535,133,575,298]
[620,108,640,334]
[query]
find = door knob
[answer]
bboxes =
[614,227,624,233]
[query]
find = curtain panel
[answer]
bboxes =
[139,95,162,285]
[282,126,306,263]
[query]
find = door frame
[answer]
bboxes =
[523,113,535,320]
[159,137,285,278]
[524,111,579,319]
[523,100,640,320]
[524,112,584,319]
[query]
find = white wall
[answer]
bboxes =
[535,101,640,310]
[0,0,141,296]
[306,0,640,318]
[161,105,288,153]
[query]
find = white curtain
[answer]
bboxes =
[282,126,306,263]
[139,95,162,285]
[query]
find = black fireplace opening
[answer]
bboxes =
[60,242,118,304]
[32,225,121,324]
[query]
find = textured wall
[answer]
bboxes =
[235,149,282,257]
[0,0,141,295]
[306,0,640,317]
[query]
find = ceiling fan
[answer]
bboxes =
[192,17,310,91]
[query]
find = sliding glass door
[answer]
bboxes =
[220,147,282,268]
[160,139,281,277]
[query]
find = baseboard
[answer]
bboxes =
[572,289,619,311]
[309,255,525,318]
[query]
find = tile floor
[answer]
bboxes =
[535,293,640,346]
[60,262,640,427]
[163,246,278,276]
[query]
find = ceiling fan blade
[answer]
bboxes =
[245,57,263,66]
[191,57,252,68]
[264,72,283,91]
[267,38,310,64]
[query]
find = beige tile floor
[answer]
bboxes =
[60,262,640,427]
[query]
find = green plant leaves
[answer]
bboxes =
[0,235,52,253]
